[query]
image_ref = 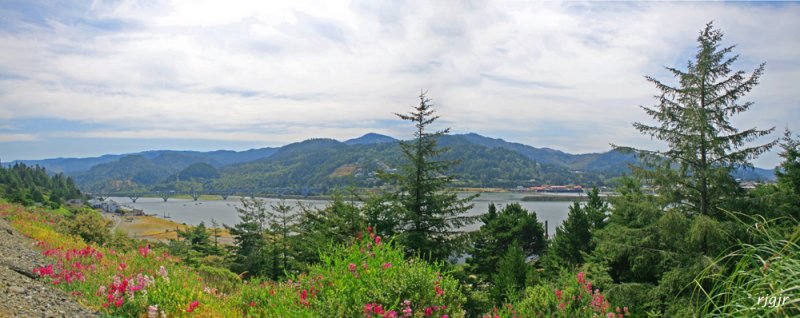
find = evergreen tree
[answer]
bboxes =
[468,203,546,279]
[0,162,81,207]
[616,22,776,216]
[227,196,270,278]
[491,242,527,304]
[268,199,298,278]
[386,91,477,261]
[295,193,365,265]
[776,129,800,197]
[549,202,592,267]
[584,187,608,229]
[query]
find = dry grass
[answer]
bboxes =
[107,214,233,245]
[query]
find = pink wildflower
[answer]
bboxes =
[186,300,199,312]
[147,305,159,318]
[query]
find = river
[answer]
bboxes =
[107,192,578,236]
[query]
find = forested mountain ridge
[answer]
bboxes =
[7,147,279,174]
[5,133,775,193]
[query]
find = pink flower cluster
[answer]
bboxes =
[32,255,95,286]
[186,300,199,313]
[138,244,150,257]
[99,273,155,308]
[363,303,397,318]
[363,301,449,318]
[552,272,622,316]
[39,245,103,261]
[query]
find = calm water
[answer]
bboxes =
[107,192,576,236]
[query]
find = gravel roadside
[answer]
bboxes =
[0,217,100,318]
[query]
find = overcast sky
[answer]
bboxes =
[1,1,798,168]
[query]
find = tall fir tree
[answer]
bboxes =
[617,22,776,216]
[268,199,298,278]
[227,196,270,278]
[387,91,477,261]
[548,202,592,267]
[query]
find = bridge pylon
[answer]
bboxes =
[159,191,171,202]
[128,194,141,203]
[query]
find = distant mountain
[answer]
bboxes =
[8,154,126,174]
[344,133,397,145]
[733,166,777,182]
[213,135,554,191]
[7,147,278,175]
[73,155,169,192]
[12,132,774,193]
[455,133,637,175]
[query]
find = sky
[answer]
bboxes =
[0,1,798,168]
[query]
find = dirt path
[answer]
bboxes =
[0,217,99,318]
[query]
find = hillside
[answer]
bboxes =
[8,133,775,193]
[8,148,278,175]
[0,215,100,317]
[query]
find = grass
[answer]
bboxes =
[693,212,800,317]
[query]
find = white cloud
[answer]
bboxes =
[0,1,798,166]
[0,133,38,142]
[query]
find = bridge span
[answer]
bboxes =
[87,187,323,203]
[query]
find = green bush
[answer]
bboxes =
[64,208,111,244]
[235,228,467,317]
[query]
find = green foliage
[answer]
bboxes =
[294,193,365,266]
[171,221,223,266]
[195,264,241,295]
[549,202,593,267]
[495,271,623,318]
[468,203,546,280]
[64,208,111,244]
[617,21,776,217]
[585,187,609,229]
[268,199,300,277]
[0,163,81,207]
[694,214,800,317]
[236,228,466,318]
[491,243,528,304]
[227,196,270,278]
[383,92,478,261]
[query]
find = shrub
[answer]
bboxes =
[235,227,467,317]
[64,208,111,244]
[490,271,628,318]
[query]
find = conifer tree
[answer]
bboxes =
[388,91,477,261]
[228,196,270,278]
[491,242,527,304]
[468,203,546,278]
[549,202,592,267]
[617,22,776,216]
[776,129,800,196]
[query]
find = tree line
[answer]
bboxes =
[0,162,82,208]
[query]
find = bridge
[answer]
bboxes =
[87,187,324,203]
